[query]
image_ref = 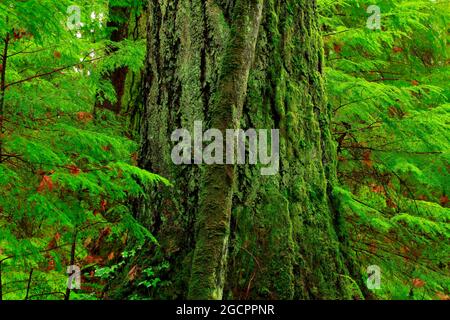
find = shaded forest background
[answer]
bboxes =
[0,0,448,300]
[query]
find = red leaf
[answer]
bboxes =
[440,195,448,206]
[53,51,61,59]
[108,252,115,261]
[333,43,342,53]
[393,46,403,53]
[85,255,103,264]
[388,106,401,118]
[47,259,55,271]
[362,150,373,168]
[100,227,111,237]
[370,184,384,194]
[37,175,53,193]
[412,278,425,288]
[369,242,377,254]
[47,238,57,250]
[411,80,419,86]
[76,112,93,122]
[436,292,450,300]
[386,198,397,209]
[67,165,81,175]
[400,245,410,253]
[100,199,107,212]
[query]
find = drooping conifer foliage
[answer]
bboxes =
[0,0,448,300]
[319,0,449,299]
[0,0,167,300]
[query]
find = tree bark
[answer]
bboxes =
[95,3,147,117]
[0,31,10,163]
[94,5,130,114]
[137,0,357,300]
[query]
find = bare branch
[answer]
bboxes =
[4,55,105,89]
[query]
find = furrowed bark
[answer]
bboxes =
[188,0,264,300]
[130,0,360,300]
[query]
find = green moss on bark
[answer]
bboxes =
[131,0,360,300]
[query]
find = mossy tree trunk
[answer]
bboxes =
[137,0,359,300]
[95,4,131,114]
[95,2,146,120]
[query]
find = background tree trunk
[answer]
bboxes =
[136,0,358,300]
[95,2,146,120]
[94,5,131,114]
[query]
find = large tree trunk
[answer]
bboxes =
[137,0,357,300]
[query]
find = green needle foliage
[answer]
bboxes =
[0,0,167,300]
[319,0,449,299]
